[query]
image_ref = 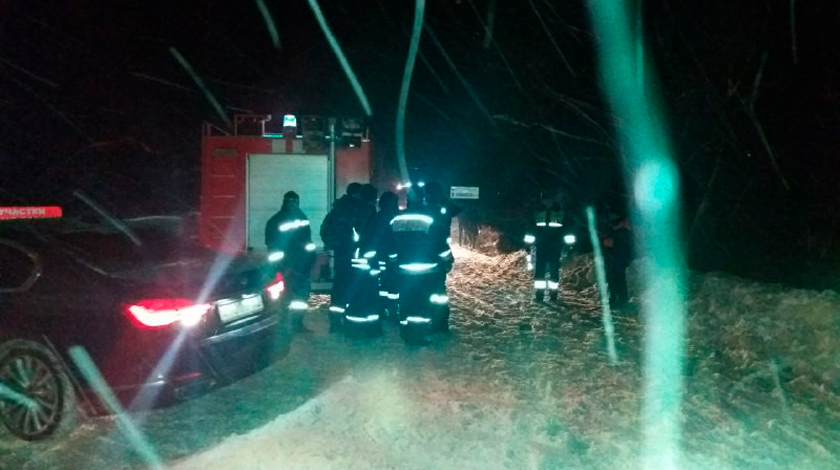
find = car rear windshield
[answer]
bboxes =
[22,218,214,274]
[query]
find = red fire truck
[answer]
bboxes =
[198,114,373,288]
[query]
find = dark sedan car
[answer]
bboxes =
[0,210,289,441]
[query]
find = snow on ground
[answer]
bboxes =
[161,246,840,470]
[4,245,840,469]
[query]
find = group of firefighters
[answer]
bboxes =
[264,181,460,333]
[264,183,633,334]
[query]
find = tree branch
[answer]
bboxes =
[417,51,450,94]
[491,114,614,148]
[424,24,495,127]
[528,0,576,77]
[746,109,790,191]
[738,51,789,190]
[462,0,526,94]
[1,72,93,143]
[540,84,618,148]
[748,51,769,112]
[413,92,478,148]
[131,72,197,93]
[0,59,59,88]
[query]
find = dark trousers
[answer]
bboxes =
[331,256,353,307]
[396,270,446,318]
[378,262,399,317]
[533,246,561,299]
[328,255,354,330]
[282,257,312,329]
[346,266,380,316]
[605,254,629,307]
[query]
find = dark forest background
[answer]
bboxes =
[1,0,839,288]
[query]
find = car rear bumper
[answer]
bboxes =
[84,309,289,412]
[199,311,288,382]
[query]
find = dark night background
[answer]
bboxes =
[1,0,839,288]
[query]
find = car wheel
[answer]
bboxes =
[0,339,78,441]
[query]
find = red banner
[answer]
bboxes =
[0,206,63,220]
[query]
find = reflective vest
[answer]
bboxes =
[532,209,564,229]
[266,213,315,260]
[524,207,565,247]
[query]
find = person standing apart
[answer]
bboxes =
[524,191,566,302]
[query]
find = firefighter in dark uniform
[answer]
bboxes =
[321,183,365,332]
[422,182,461,237]
[524,192,566,302]
[421,181,461,273]
[359,191,401,320]
[423,181,460,331]
[341,183,380,327]
[265,191,316,332]
[360,184,378,221]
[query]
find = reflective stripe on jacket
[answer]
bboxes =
[526,205,565,248]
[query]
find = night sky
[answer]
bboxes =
[1,0,839,284]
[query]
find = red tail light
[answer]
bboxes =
[265,271,285,300]
[126,298,212,328]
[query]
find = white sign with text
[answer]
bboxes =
[450,186,479,199]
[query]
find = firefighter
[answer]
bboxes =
[601,208,633,308]
[413,181,457,315]
[265,191,316,332]
[421,181,461,273]
[360,184,378,221]
[422,181,461,235]
[341,183,381,328]
[360,191,401,320]
[524,191,566,302]
[320,183,365,332]
[389,191,452,338]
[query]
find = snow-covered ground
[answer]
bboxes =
[4,246,840,469]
